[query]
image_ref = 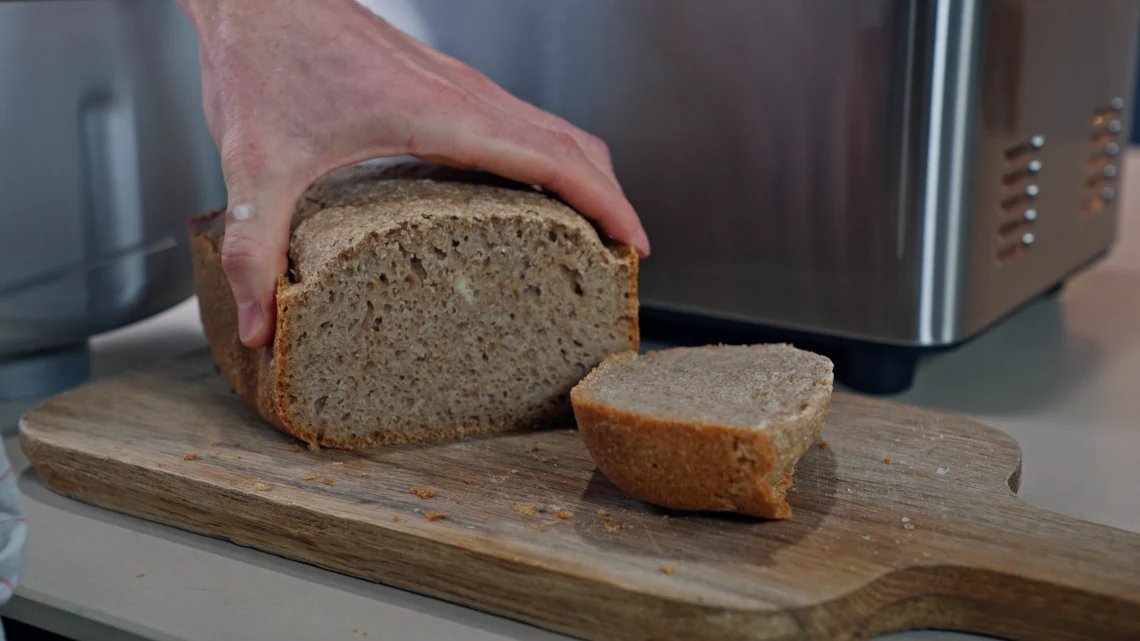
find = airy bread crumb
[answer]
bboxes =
[409,487,437,499]
[252,483,272,492]
[183,453,200,461]
[424,512,447,521]
[514,503,536,516]
[303,474,321,481]
[323,478,336,486]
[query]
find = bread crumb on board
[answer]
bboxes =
[596,509,607,517]
[660,565,675,576]
[556,511,572,520]
[464,478,473,484]
[392,515,400,522]
[882,458,892,464]
[602,517,621,533]
[210,441,222,447]
[183,453,200,461]
[303,474,321,481]
[424,512,447,521]
[818,441,829,449]
[136,573,145,579]
[514,503,536,516]
[410,486,437,499]
[289,444,301,453]
[359,472,368,478]
[252,483,272,492]
[528,441,540,452]
[528,524,548,532]
[323,478,336,486]
[332,462,344,467]
[213,450,222,456]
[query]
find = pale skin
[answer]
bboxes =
[176,0,650,348]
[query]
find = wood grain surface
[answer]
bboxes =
[18,349,1140,641]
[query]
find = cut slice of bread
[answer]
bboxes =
[191,162,639,450]
[570,344,834,519]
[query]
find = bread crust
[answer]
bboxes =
[570,348,832,519]
[189,166,639,450]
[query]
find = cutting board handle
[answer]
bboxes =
[909,497,1140,640]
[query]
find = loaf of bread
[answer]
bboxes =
[570,344,833,519]
[191,162,639,450]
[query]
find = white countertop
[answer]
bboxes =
[2,153,1139,640]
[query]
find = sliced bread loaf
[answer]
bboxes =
[191,162,639,450]
[570,344,833,519]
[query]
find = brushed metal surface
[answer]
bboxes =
[373,0,1139,346]
[0,0,226,360]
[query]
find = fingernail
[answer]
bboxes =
[238,300,264,344]
[228,204,255,222]
[635,227,651,258]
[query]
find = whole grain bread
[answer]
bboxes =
[570,344,833,519]
[191,162,639,450]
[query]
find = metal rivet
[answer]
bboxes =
[1108,120,1123,134]
[1027,159,1042,174]
[1101,187,1116,201]
[1103,164,1118,179]
[1106,142,1121,156]
[1030,135,1046,149]
[1021,232,1036,246]
[1023,208,1038,222]
[1025,184,1040,198]
[1111,97,1125,111]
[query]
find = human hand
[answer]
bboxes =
[179,0,649,348]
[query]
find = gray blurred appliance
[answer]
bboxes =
[0,0,225,399]
[390,0,1140,393]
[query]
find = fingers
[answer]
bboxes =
[217,163,296,349]
[416,106,649,256]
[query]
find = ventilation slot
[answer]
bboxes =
[996,135,1043,266]
[1084,97,1125,217]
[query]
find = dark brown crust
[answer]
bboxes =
[188,175,640,451]
[570,348,832,520]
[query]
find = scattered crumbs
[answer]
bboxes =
[359,472,368,478]
[252,483,272,492]
[861,535,872,540]
[597,509,607,517]
[183,453,200,461]
[901,517,911,523]
[936,467,950,476]
[136,573,145,579]
[922,458,930,463]
[424,512,447,521]
[823,545,831,552]
[455,500,463,505]
[528,524,548,533]
[463,478,473,485]
[213,450,222,456]
[303,474,321,481]
[392,515,400,522]
[556,511,572,520]
[903,523,916,530]
[157,463,167,468]
[882,458,892,464]
[331,462,344,467]
[817,441,828,449]
[410,486,437,499]
[509,469,519,475]
[660,565,675,576]
[514,503,537,517]
[289,444,301,453]
[528,441,540,452]
[233,455,242,460]
[323,478,336,486]
[662,514,669,520]
[210,441,222,447]
[603,517,621,533]
[548,456,559,463]
[956,476,964,481]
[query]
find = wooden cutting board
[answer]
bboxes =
[18,349,1140,641]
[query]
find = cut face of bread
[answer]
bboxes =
[191,163,638,449]
[570,344,833,519]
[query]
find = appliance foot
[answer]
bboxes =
[0,343,91,401]
[835,343,918,396]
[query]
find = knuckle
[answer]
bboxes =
[219,231,269,279]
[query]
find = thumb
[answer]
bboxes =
[219,176,296,349]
